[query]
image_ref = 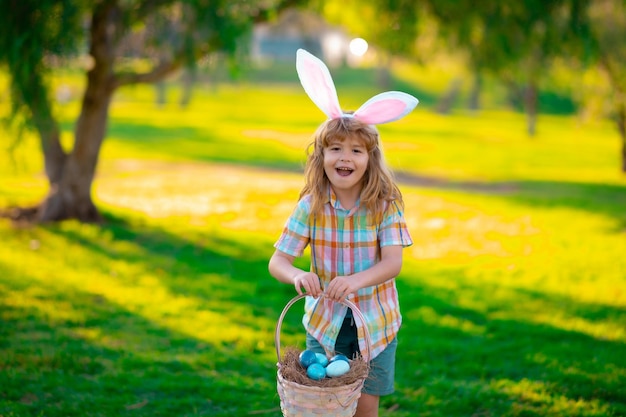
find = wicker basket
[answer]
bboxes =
[275,294,371,417]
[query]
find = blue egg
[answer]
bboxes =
[315,353,329,367]
[306,363,326,380]
[326,360,350,377]
[299,349,318,369]
[329,354,349,364]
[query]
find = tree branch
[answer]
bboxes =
[112,0,309,88]
[113,59,183,88]
[253,0,309,23]
[132,0,176,22]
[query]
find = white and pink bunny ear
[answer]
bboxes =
[296,49,419,124]
[353,91,419,124]
[296,49,343,119]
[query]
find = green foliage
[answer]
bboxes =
[320,0,420,54]
[0,0,84,133]
[586,0,626,126]
[430,1,585,67]
[0,0,298,140]
[1,80,625,416]
[0,0,85,61]
[321,0,624,135]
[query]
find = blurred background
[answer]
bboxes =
[2,0,626,221]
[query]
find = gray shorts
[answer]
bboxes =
[305,315,397,396]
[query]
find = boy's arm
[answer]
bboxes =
[325,245,403,301]
[268,249,323,298]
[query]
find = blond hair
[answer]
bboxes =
[299,117,404,223]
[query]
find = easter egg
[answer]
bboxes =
[299,349,318,369]
[329,354,349,364]
[326,359,350,377]
[315,353,329,367]
[306,363,327,380]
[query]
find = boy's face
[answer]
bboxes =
[323,136,369,196]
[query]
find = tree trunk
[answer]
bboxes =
[601,57,626,172]
[38,3,117,222]
[376,53,392,90]
[467,72,481,112]
[523,82,538,137]
[617,103,626,173]
[29,75,67,186]
[180,68,196,108]
[4,30,68,197]
[436,78,462,114]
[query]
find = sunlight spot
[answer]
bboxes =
[403,192,543,261]
[349,38,368,57]
[528,311,626,343]
[96,160,302,236]
[490,378,611,415]
[87,273,273,352]
[424,218,446,229]
[1,288,85,324]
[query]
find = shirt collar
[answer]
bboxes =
[326,185,361,214]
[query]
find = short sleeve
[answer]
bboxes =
[274,197,312,257]
[379,200,413,248]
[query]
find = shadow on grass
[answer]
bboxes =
[0,213,300,417]
[393,270,626,416]
[0,267,284,417]
[105,121,305,173]
[51,212,301,334]
[2,212,624,416]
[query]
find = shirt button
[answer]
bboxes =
[344,243,350,248]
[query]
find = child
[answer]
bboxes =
[269,49,418,417]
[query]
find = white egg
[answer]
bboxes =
[325,359,350,377]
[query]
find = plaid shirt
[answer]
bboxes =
[274,188,412,360]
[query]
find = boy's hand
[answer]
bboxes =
[293,271,322,298]
[325,275,356,302]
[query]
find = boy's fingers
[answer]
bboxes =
[310,284,320,297]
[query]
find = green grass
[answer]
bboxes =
[1,72,625,417]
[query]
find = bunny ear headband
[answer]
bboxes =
[296,48,418,124]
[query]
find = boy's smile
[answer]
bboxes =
[323,137,369,204]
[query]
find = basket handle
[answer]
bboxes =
[275,294,372,363]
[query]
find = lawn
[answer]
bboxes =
[1,71,625,417]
